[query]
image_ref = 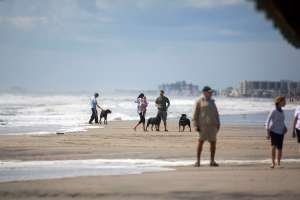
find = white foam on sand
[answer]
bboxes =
[1,158,300,183]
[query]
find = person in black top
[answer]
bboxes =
[155,90,170,131]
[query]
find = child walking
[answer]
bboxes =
[266,96,288,168]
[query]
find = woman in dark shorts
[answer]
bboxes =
[292,105,300,154]
[266,96,287,168]
[133,93,148,131]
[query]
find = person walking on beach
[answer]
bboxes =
[292,105,300,155]
[266,96,288,168]
[155,90,170,132]
[133,93,148,131]
[193,86,220,167]
[89,93,103,124]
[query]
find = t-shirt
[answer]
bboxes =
[90,97,97,109]
[265,108,286,135]
[294,106,300,130]
[136,97,148,113]
[155,96,170,112]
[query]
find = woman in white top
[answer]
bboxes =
[133,93,148,131]
[292,105,300,154]
[266,96,287,168]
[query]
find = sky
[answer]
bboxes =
[0,0,299,93]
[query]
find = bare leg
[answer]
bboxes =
[277,149,282,166]
[210,141,218,166]
[133,122,140,131]
[134,113,144,131]
[271,146,276,168]
[195,139,204,167]
[210,141,216,162]
[164,121,168,131]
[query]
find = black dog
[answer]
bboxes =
[99,109,112,124]
[179,114,191,132]
[146,115,161,131]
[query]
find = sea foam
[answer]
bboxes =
[0,94,297,135]
[1,158,300,183]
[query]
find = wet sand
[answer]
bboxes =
[0,121,300,199]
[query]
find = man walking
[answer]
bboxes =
[89,93,102,124]
[155,90,170,132]
[193,86,220,167]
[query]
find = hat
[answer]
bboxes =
[274,96,285,104]
[202,86,213,93]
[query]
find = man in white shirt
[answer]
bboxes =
[89,93,103,124]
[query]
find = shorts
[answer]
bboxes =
[296,129,300,143]
[198,126,218,142]
[270,131,284,150]
[157,111,167,123]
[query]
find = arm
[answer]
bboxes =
[166,98,170,109]
[135,98,140,105]
[192,100,201,131]
[293,115,298,138]
[96,101,103,110]
[155,98,159,108]
[265,110,274,139]
[214,103,220,130]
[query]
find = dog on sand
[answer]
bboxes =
[146,115,161,131]
[99,109,112,125]
[179,114,191,132]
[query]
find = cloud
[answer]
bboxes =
[183,0,243,9]
[0,16,48,30]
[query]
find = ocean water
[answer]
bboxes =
[0,93,297,135]
[1,158,300,182]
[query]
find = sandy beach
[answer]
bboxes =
[0,121,300,199]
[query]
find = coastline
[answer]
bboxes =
[1,93,298,136]
[1,108,297,136]
[1,121,300,199]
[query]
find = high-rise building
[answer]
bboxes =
[240,80,300,98]
[158,81,200,96]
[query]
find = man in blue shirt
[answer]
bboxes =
[89,93,102,124]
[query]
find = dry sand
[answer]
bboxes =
[0,121,300,199]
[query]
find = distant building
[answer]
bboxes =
[159,81,200,96]
[221,87,240,97]
[240,80,300,98]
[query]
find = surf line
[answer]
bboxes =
[1,158,300,183]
